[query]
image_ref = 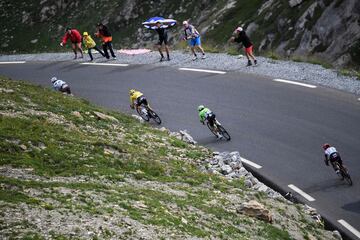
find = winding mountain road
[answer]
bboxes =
[1,61,359,239]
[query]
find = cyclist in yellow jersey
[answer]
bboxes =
[129,89,149,110]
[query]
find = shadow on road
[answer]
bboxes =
[304,178,352,194]
[342,200,360,214]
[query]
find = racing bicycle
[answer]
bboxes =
[136,104,161,125]
[206,119,231,141]
[334,162,352,186]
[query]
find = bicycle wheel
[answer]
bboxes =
[218,125,231,141]
[206,121,218,137]
[136,106,150,121]
[148,109,161,125]
[341,167,353,186]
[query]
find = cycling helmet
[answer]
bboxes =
[129,89,136,96]
[51,77,57,83]
[198,105,205,112]
[322,143,330,150]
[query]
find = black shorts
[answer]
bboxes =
[329,153,342,165]
[206,113,216,126]
[157,35,168,45]
[136,96,148,106]
[60,84,71,94]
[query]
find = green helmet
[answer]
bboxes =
[198,105,205,112]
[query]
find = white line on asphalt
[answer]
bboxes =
[288,184,315,202]
[273,79,317,88]
[0,61,26,64]
[80,62,129,67]
[240,157,262,169]
[338,219,360,239]
[179,67,226,74]
[358,98,360,101]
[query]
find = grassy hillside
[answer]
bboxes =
[0,76,338,239]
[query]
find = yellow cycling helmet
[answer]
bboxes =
[129,89,136,95]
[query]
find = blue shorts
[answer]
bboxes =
[188,37,201,47]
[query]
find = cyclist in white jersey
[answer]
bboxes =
[51,77,71,94]
[323,143,343,174]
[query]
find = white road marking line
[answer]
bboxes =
[179,67,226,74]
[273,79,317,88]
[240,157,262,169]
[80,62,129,67]
[0,61,26,64]
[358,98,360,101]
[288,184,315,202]
[338,219,360,239]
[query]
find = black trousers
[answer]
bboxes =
[103,41,116,59]
[88,46,105,60]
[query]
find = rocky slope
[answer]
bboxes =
[1,0,359,67]
[0,77,342,239]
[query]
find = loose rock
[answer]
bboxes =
[237,200,273,223]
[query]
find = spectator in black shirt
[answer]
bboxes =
[155,21,170,62]
[230,27,257,66]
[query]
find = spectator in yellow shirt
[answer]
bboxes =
[83,32,105,61]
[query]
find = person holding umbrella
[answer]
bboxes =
[155,21,170,62]
[142,17,177,62]
[182,21,206,61]
[60,27,84,60]
[95,23,117,60]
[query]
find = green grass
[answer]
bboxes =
[0,76,333,239]
[291,56,333,69]
[338,69,360,80]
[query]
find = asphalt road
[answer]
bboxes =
[1,61,360,239]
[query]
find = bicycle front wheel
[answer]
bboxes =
[341,168,353,186]
[148,109,161,125]
[218,125,231,141]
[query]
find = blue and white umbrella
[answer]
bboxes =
[142,16,177,29]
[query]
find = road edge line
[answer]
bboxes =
[288,184,315,202]
[273,78,317,89]
[240,157,262,169]
[179,67,226,74]
[338,219,360,239]
[0,61,26,64]
[80,62,129,67]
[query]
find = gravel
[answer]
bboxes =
[1,50,359,95]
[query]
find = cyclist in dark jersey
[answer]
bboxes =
[155,21,170,62]
[230,27,257,66]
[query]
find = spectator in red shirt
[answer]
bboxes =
[229,27,257,66]
[60,27,84,59]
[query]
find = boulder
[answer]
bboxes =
[220,165,233,175]
[237,200,273,223]
[179,130,197,145]
[93,111,119,123]
[289,0,302,8]
[0,88,14,93]
[131,114,144,123]
[332,230,342,240]
[72,111,83,120]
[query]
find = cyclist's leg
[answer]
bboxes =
[71,43,77,59]
[330,158,339,172]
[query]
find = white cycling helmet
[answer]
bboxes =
[183,20,188,25]
[51,77,57,83]
[198,105,205,112]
